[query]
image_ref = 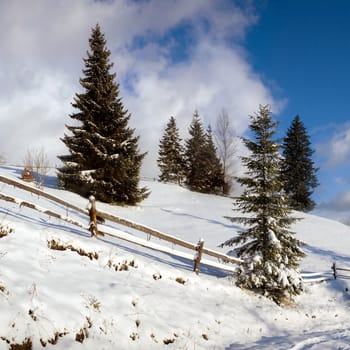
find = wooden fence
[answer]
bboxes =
[332,262,350,280]
[0,174,242,275]
[3,173,350,282]
[301,263,350,284]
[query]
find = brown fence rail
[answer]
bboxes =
[332,262,350,280]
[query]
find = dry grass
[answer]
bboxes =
[0,337,33,350]
[47,239,99,260]
[107,258,137,272]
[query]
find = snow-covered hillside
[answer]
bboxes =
[0,166,349,349]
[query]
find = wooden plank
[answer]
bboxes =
[0,192,88,231]
[336,267,350,272]
[0,175,88,216]
[99,210,197,250]
[202,246,243,264]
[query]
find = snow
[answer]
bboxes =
[0,165,349,349]
[268,229,281,248]
[79,170,96,183]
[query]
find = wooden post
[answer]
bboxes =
[332,262,337,279]
[88,195,98,237]
[193,239,204,275]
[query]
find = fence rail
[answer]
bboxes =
[0,174,242,275]
[301,263,350,284]
[332,262,350,280]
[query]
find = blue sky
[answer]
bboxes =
[243,0,350,213]
[0,0,349,217]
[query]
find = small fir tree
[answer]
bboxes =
[221,105,305,304]
[57,24,148,205]
[157,116,185,184]
[184,111,209,192]
[281,115,319,212]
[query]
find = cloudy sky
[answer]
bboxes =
[1,0,350,215]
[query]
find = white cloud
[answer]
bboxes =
[0,0,281,177]
[317,124,350,168]
[316,189,350,225]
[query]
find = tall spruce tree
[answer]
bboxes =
[203,126,225,194]
[157,116,185,184]
[221,105,305,304]
[281,115,319,212]
[184,111,208,192]
[184,112,224,194]
[57,24,148,205]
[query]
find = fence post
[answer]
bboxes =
[332,262,337,279]
[193,239,204,275]
[88,195,98,237]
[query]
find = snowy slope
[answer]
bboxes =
[0,166,349,349]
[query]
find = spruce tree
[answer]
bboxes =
[221,105,305,304]
[184,111,208,192]
[57,24,148,205]
[203,126,225,194]
[281,115,319,212]
[157,116,185,184]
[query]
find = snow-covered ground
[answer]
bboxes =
[0,165,349,349]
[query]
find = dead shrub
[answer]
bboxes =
[28,309,37,321]
[130,332,139,341]
[153,272,162,280]
[47,239,99,260]
[5,338,33,350]
[163,338,175,345]
[75,328,87,343]
[75,318,92,343]
[107,259,137,272]
[0,223,13,238]
[175,277,186,285]
[0,283,7,294]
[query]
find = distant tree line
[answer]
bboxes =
[157,110,318,212]
[157,112,227,195]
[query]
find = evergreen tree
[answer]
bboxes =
[157,116,185,184]
[203,126,225,194]
[57,24,148,205]
[184,111,209,192]
[221,105,305,304]
[281,115,319,212]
